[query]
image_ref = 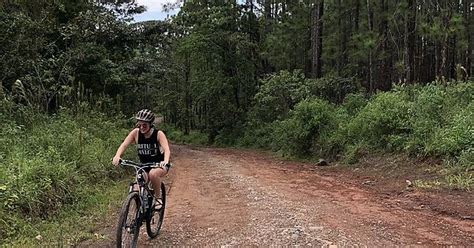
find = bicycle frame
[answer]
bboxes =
[121,160,161,215]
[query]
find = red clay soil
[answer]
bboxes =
[78,145,473,247]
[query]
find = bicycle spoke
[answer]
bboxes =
[117,192,141,248]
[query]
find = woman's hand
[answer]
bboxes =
[112,156,121,166]
[158,161,169,170]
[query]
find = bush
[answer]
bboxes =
[0,107,127,240]
[406,82,473,158]
[427,102,474,157]
[251,70,310,123]
[271,98,337,157]
[341,93,368,116]
[457,148,474,172]
[346,90,412,150]
[242,70,310,148]
[214,127,243,147]
[307,75,361,104]
[238,121,275,148]
[406,84,447,154]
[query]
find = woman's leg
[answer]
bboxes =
[148,167,167,199]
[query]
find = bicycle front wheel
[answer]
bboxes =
[116,192,141,248]
[146,182,166,238]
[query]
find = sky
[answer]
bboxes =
[134,0,179,22]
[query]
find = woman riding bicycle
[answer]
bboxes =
[112,109,170,204]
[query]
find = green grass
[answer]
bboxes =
[0,106,136,246]
[2,178,130,247]
[445,173,473,190]
[413,174,473,191]
[413,179,442,189]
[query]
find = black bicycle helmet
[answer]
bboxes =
[135,109,155,123]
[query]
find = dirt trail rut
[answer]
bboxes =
[82,145,473,247]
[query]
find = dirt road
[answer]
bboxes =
[84,145,473,247]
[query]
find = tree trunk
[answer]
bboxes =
[311,0,324,78]
[449,35,456,80]
[246,0,254,13]
[281,0,286,16]
[262,0,273,73]
[405,0,416,83]
[367,0,374,92]
[340,0,349,73]
[354,0,360,32]
[264,0,272,35]
[439,27,448,80]
[337,0,342,73]
[464,0,472,78]
[184,54,191,135]
[378,0,391,90]
[273,0,277,21]
[438,1,453,81]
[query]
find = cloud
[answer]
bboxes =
[135,0,168,12]
[133,0,180,22]
[134,11,171,22]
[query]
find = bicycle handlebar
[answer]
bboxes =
[119,159,171,170]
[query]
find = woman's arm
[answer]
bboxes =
[157,130,170,164]
[112,129,138,166]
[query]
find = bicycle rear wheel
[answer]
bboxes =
[116,192,141,248]
[146,182,166,238]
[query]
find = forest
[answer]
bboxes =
[0,0,472,245]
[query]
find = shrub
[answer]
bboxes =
[238,121,275,148]
[457,148,474,172]
[242,70,310,148]
[271,98,336,157]
[213,124,246,147]
[341,92,368,116]
[307,75,361,104]
[346,90,412,150]
[406,84,447,154]
[0,107,127,240]
[251,70,309,123]
[426,102,474,157]
[406,82,473,157]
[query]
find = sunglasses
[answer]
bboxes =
[136,123,151,128]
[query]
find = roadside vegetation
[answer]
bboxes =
[0,101,133,245]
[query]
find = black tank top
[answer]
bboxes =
[137,129,164,163]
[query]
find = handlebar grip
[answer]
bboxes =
[161,162,172,170]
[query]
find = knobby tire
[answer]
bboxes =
[116,192,141,248]
[146,182,166,238]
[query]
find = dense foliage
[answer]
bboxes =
[0,100,130,242]
[243,72,473,164]
[1,0,471,141]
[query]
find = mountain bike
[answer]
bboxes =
[116,159,168,248]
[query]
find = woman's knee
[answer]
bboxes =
[149,168,165,179]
